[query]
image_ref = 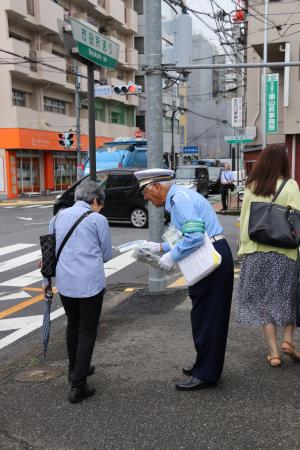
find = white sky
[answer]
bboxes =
[187,0,236,48]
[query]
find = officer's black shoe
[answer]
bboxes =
[68,365,95,383]
[69,384,95,403]
[182,366,193,376]
[175,376,217,391]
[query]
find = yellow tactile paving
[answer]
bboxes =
[167,276,187,288]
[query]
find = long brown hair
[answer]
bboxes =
[246,144,290,197]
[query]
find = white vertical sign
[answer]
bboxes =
[232,97,243,128]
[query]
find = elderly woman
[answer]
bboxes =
[47,179,112,403]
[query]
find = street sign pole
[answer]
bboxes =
[87,63,96,181]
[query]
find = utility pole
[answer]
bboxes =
[87,63,96,182]
[145,0,166,292]
[262,0,269,149]
[74,61,82,180]
[171,109,177,170]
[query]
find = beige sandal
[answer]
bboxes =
[282,341,300,362]
[267,355,282,367]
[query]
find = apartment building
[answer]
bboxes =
[133,0,182,164]
[186,34,231,159]
[245,0,300,184]
[0,0,138,199]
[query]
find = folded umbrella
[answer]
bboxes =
[42,278,53,357]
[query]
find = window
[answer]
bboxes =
[135,75,145,91]
[12,89,26,107]
[44,97,66,114]
[96,172,109,188]
[107,173,134,188]
[134,37,144,54]
[111,111,123,124]
[136,115,145,131]
[134,0,143,14]
[26,0,34,15]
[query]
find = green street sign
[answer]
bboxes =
[266,73,279,134]
[70,18,119,69]
[224,135,254,144]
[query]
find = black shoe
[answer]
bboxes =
[182,366,193,376]
[69,384,95,403]
[175,376,217,391]
[68,365,95,383]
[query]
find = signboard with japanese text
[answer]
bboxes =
[224,135,254,144]
[70,18,119,69]
[94,85,112,97]
[266,73,279,134]
[181,146,199,154]
[231,97,243,128]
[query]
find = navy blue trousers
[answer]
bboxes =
[188,239,233,383]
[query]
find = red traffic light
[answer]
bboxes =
[232,9,246,22]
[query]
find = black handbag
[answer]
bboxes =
[40,210,92,278]
[248,179,300,249]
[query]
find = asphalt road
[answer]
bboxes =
[0,202,239,364]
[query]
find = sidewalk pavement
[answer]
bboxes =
[1,278,300,450]
[0,194,57,207]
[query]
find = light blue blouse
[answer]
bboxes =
[161,184,223,262]
[49,201,112,298]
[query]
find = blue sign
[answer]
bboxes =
[181,146,199,154]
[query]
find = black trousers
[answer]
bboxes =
[188,239,233,383]
[60,290,104,388]
[221,185,229,210]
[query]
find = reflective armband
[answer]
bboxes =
[181,220,205,235]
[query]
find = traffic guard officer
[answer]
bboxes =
[134,168,234,391]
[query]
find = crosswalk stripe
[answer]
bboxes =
[0,269,42,287]
[0,250,136,288]
[2,206,17,209]
[0,292,31,301]
[21,205,42,208]
[38,205,53,209]
[0,250,41,273]
[0,243,36,257]
[0,308,64,350]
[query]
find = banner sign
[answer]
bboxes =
[266,73,279,134]
[231,97,243,128]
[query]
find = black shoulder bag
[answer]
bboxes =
[248,180,300,249]
[40,210,92,278]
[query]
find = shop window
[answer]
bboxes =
[44,97,66,114]
[12,89,26,107]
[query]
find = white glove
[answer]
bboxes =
[159,252,175,271]
[141,241,162,253]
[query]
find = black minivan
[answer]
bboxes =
[53,169,148,228]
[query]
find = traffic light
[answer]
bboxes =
[162,13,192,67]
[113,83,142,95]
[58,132,74,148]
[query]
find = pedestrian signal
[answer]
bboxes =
[58,132,74,148]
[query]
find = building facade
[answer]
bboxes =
[133,0,182,164]
[186,33,231,160]
[244,0,300,184]
[0,0,139,199]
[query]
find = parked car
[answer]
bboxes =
[175,165,209,197]
[207,166,222,194]
[54,169,149,228]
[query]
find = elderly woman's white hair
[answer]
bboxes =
[75,179,105,205]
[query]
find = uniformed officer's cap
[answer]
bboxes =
[134,168,174,190]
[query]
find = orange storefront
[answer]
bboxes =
[0,128,110,199]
